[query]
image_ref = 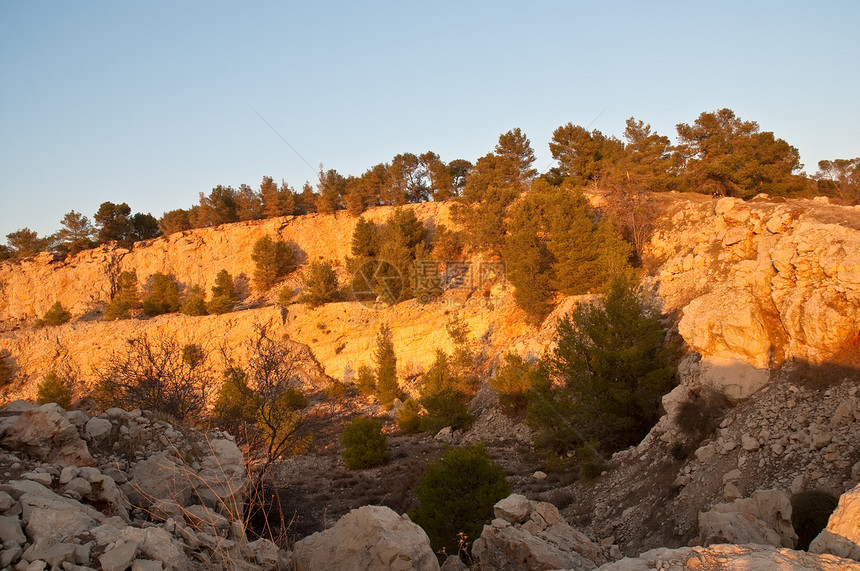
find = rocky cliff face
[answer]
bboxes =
[0,202,452,324]
[649,195,860,368]
[1,194,859,403]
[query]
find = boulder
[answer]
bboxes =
[699,489,797,548]
[472,497,603,570]
[292,505,439,571]
[127,451,195,508]
[810,482,860,561]
[192,435,247,515]
[494,494,533,524]
[11,479,102,542]
[84,417,112,440]
[2,403,95,467]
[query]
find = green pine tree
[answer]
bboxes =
[373,324,399,407]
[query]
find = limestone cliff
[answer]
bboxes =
[1,194,859,404]
[0,202,452,324]
[648,195,860,368]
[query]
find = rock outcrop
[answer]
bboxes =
[810,481,860,561]
[599,543,860,570]
[698,488,797,548]
[471,494,608,570]
[0,401,289,570]
[291,505,439,571]
[651,196,860,385]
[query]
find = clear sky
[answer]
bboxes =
[1,1,858,241]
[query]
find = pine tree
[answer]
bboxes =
[299,260,339,307]
[207,269,236,314]
[39,301,72,327]
[103,270,140,320]
[527,278,675,454]
[143,273,181,316]
[180,285,208,316]
[252,236,297,291]
[373,324,399,407]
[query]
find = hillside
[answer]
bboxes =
[0,193,859,567]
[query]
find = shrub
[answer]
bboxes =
[409,444,509,556]
[211,329,313,489]
[417,350,473,432]
[207,269,236,314]
[396,399,422,434]
[252,235,297,291]
[676,386,733,442]
[490,352,539,411]
[179,285,208,316]
[36,370,73,409]
[143,273,181,316]
[355,364,376,397]
[300,260,339,307]
[341,417,389,470]
[277,285,294,307]
[39,301,72,327]
[93,333,212,421]
[103,270,140,321]
[325,381,347,401]
[211,367,258,437]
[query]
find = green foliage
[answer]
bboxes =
[409,445,509,555]
[347,217,380,272]
[211,367,258,437]
[36,370,73,409]
[56,211,96,254]
[490,353,540,410]
[6,228,45,258]
[814,158,860,205]
[527,278,675,454]
[300,260,339,307]
[39,301,72,327]
[206,269,236,314]
[211,331,311,474]
[179,285,208,316]
[340,416,390,470]
[95,202,152,245]
[676,108,804,198]
[418,350,473,432]
[251,235,297,291]
[355,364,377,397]
[504,181,632,321]
[325,381,347,401]
[446,315,477,396]
[373,324,400,407]
[396,399,422,434]
[277,285,294,307]
[430,223,464,261]
[143,273,181,316]
[549,123,623,186]
[103,270,140,321]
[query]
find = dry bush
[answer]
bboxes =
[675,386,733,442]
[92,333,213,421]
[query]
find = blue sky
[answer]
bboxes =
[1,1,858,240]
